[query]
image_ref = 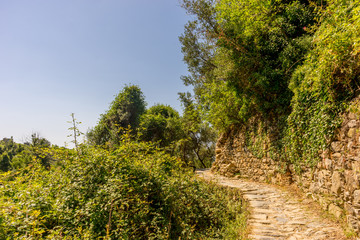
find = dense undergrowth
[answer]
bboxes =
[0,137,247,239]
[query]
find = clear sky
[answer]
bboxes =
[0,0,192,146]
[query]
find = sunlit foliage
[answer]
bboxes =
[87,85,146,147]
[0,137,246,239]
[180,0,360,169]
[138,104,183,148]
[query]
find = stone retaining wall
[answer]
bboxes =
[212,110,360,232]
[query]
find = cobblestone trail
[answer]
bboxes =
[197,169,347,240]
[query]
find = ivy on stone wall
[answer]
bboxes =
[284,0,360,170]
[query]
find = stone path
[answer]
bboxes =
[197,169,348,240]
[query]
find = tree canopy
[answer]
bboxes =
[180,0,320,129]
[138,104,183,148]
[180,0,360,168]
[87,85,146,146]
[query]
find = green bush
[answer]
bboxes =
[0,138,246,239]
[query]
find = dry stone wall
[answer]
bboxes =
[212,110,360,232]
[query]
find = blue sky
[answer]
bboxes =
[0,0,192,146]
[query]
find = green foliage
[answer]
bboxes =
[138,104,183,148]
[87,85,146,146]
[28,133,51,148]
[180,0,319,130]
[178,92,217,168]
[284,0,360,169]
[0,138,19,171]
[181,0,360,170]
[0,135,52,172]
[85,83,216,168]
[0,138,246,239]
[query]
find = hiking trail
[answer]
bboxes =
[197,169,349,240]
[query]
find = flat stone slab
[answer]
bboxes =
[251,214,269,220]
[250,200,270,208]
[248,234,278,240]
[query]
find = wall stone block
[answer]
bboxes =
[331,171,343,195]
[353,190,360,204]
[348,120,357,128]
[329,204,343,218]
[331,141,343,152]
[324,158,332,170]
[349,112,357,120]
[347,128,356,138]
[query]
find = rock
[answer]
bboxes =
[324,158,332,170]
[318,197,329,211]
[348,120,358,128]
[329,204,343,218]
[353,208,360,216]
[275,216,288,224]
[331,171,342,195]
[344,202,355,215]
[251,214,268,220]
[309,183,319,193]
[347,128,356,138]
[344,191,351,201]
[345,170,358,192]
[347,215,359,231]
[352,161,360,172]
[331,141,343,152]
[353,190,360,204]
[349,112,357,120]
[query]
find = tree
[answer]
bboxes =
[0,137,28,171]
[177,92,217,168]
[0,137,22,171]
[87,85,146,146]
[0,153,11,172]
[138,104,183,148]
[25,133,52,168]
[26,132,51,147]
[180,0,321,130]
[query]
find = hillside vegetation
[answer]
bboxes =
[0,136,246,239]
[180,0,360,170]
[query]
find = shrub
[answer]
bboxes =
[0,138,246,239]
